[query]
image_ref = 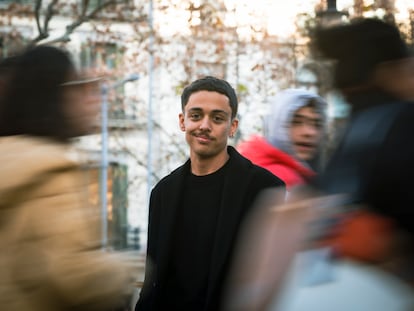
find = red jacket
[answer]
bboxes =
[237,135,315,190]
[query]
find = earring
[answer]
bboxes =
[229,133,234,138]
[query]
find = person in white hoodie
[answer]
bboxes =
[238,89,327,190]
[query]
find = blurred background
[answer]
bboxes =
[1,0,412,260]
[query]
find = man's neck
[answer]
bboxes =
[190,149,230,176]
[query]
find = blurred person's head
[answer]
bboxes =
[264,89,327,168]
[313,18,411,101]
[0,45,100,142]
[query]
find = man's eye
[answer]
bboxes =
[190,113,201,119]
[291,119,303,126]
[213,116,225,122]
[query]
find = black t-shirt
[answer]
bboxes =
[160,161,229,310]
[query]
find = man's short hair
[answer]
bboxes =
[181,76,238,119]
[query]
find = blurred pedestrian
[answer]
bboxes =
[135,76,285,311]
[223,18,414,311]
[237,88,327,191]
[0,45,135,311]
[311,17,414,265]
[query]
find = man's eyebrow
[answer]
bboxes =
[187,107,230,116]
[211,109,230,116]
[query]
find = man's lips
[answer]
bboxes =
[194,133,213,143]
[295,142,315,149]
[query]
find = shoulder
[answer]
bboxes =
[0,136,90,219]
[250,162,286,187]
[229,146,285,187]
[151,160,190,191]
[0,136,79,194]
[1,135,78,167]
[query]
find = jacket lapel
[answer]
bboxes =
[206,147,253,306]
[156,161,190,281]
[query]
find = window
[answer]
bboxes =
[80,42,119,69]
[84,162,130,250]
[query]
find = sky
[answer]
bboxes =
[156,0,354,38]
[156,0,413,39]
[223,0,414,37]
[223,0,354,38]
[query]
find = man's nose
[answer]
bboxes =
[199,116,212,130]
[306,123,319,133]
[300,122,320,136]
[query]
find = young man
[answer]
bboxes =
[135,76,285,311]
[238,89,327,190]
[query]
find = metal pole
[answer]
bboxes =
[147,0,154,202]
[100,74,139,249]
[100,82,109,249]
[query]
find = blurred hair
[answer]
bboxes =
[0,55,19,75]
[0,55,19,105]
[306,98,321,110]
[181,76,238,119]
[0,45,78,141]
[313,18,410,90]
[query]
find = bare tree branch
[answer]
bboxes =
[152,120,187,158]
[37,0,127,45]
[88,0,120,19]
[42,0,59,33]
[33,0,46,42]
[81,0,89,18]
[112,131,162,182]
[32,0,59,43]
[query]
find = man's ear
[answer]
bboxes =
[179,113,185,131]
[230,118,239,137]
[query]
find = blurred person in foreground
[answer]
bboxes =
[223,18,414,311]
[0,45,134,311]
[237,88,327,192]
[135,76,285,311]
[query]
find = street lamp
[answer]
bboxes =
[100,73,139,249]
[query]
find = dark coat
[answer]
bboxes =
[314,91,414,234]
[136,146,285,311]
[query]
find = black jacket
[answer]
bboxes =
[136,146,285,311]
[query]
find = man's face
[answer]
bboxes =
[179,90,238,160]
[289,106,324,162]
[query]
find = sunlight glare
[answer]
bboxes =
[156,0,411,39]
[224,0,320,38]
[395,0,414,21]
